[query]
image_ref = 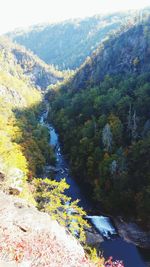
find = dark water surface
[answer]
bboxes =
[101,238,146,267]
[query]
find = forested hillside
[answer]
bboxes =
[0,38,107,267]
[66,19,150,90]
[0,37,58,201]
[48,20,150,227]
[0,37,63,90]
[8,8,150,70]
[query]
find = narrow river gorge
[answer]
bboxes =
[40,104,149,267]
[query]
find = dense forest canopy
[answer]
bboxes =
[8,7,150,70]
[48,20,150,227]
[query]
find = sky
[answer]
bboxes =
[0,0,150,34]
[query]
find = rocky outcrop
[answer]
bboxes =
[0,191,94,267]
[114,218,150,249]
[13,48,63,90]
[85,226,104,248]
[68,21,150,91]
[6,168,24,195]
[0,36,63,91]
[0,85,25,107]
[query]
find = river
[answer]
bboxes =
[40,107,149,267]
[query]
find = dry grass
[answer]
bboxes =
[0,227,95,267]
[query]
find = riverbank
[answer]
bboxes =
[114,217,150,249]
[85,216,150,250]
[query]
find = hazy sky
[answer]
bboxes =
[0,0,149,34]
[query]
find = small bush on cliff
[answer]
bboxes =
[34,177,89,243]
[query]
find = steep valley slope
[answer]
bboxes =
[48,19,150,229]
[1,11,150,266]
[0,37,100,267]
[0,36,62,193]
[8,7,150,70]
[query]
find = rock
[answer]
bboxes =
[6,168,24,195]
[0,261,17,267]
[0,260,32,267]
[0,191,94,267]
[114,217,150,249]
[85,226,104,248]
[0,172,5,182]
[8,187,21,195]
[13,49,63,90]
[14,202,25,209]
[44,165,60,172]
[0,85,25,106]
